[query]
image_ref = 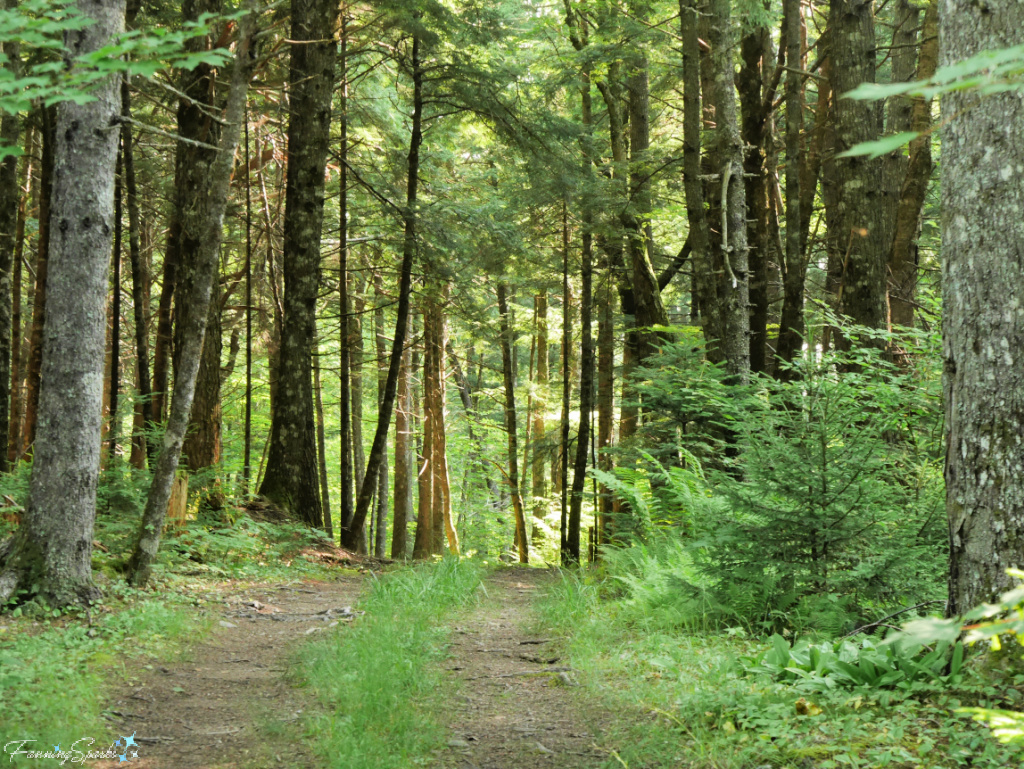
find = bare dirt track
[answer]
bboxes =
[94,576,362,769]
[438,568,610,769]
[91,567,611,769]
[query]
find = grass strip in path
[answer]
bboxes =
[293,557,482,769]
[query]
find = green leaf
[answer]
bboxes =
[837,132,920,160]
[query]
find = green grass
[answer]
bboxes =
[0,583,208,763]
[538,572,1024,769]
[292,557,483,769]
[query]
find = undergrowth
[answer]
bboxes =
[0,583,207,761]
[540,572,1024,769]
[292,557,482,769]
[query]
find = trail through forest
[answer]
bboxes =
[92,568,610,769]
[97,575,363,769]
[438,568,607,769]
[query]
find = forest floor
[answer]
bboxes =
[436,567,609,769]
[94,575,364,769]
[88,566,613,769]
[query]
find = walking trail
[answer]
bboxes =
[94,567,610,769]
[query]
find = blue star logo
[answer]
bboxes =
[119,753,128,763]
[53,745,60,753]
[114,738,123,748]
[123,733,138,749]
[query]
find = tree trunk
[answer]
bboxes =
[259,0,340,527]
[530,292,548,542]
[412,307,434,558]
[829,0,888,336]
[942,0,1024,615]
[7,125,31,466]
[0,0,125,607]
[127,10,254,588]
[0,21,19,474]
[709,0,749,380]
[340,32,423,552]
[775,0,805,372]
[680,0,717,358]
[392,340,412,558]
[121,77,154,465]
[888,0,938,329]
[314,322,332,537]
[498,283,529,563]
[337,12,354,534]
[106,145,123,461]
[168,0,224,472]
[21,106,54,456]
[373,271,389,558]
[596,265,615,548]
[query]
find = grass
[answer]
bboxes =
[292,556,482,769]
[0,582,208,763]
[538,571,1024,769]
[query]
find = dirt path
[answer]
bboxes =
[95,576,362,769]
[439,568,609,769]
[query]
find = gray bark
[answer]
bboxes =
[0,0,125,607]
[942,0,1024,615]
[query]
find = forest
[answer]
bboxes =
[1,0,1023,767]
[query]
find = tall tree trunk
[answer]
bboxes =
[259,0,340,527]
[340,32,423,552]
[559,213,571,554]
[888,0,938,329]
[709,0,749,379]
[391,341,412,558]
[122,77,154,464]
[497,283,529,563]
[530,292,548,542]
[7,125,32,466]
[169,0,224,473]
[625,1,669,366]
[21,106,54,456]
[775,0,805,372]
[337,12,354,534]
[942,0,1024,615]
[0,0,125,607]
[739,24,773,375]
[351,286,366,547]
[596,267,615,549]
[373,271,389,558]
[0,20,20,474]
[314,322,332,538]
[242,109,253,488]
[106,145,123,461]
[680,0,717,358]
[412,307,434,559]
[829,0,888,337]
[127,10,254,587]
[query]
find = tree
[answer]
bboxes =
[259,0,339,527]
[0,0,126,606]
[943,0,1024,614]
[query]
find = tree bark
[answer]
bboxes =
[127,9,254,587]
[391,340,412,558]
[530,292,548,542]
[259,0,340,527]
[121,77,154,464]
[337,12,354,534]
[0,0,125,607]
[0,18,19,474]
[942,0,1024,615]
[829,0,888,337]
[373,271,389,558]
[21,106,54,456]
[314,322,332,537]
[888,0,938,329]
[775,0,805,372]
[7,125,31,466]
[498,283,529,563]
[106,145,123,461]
